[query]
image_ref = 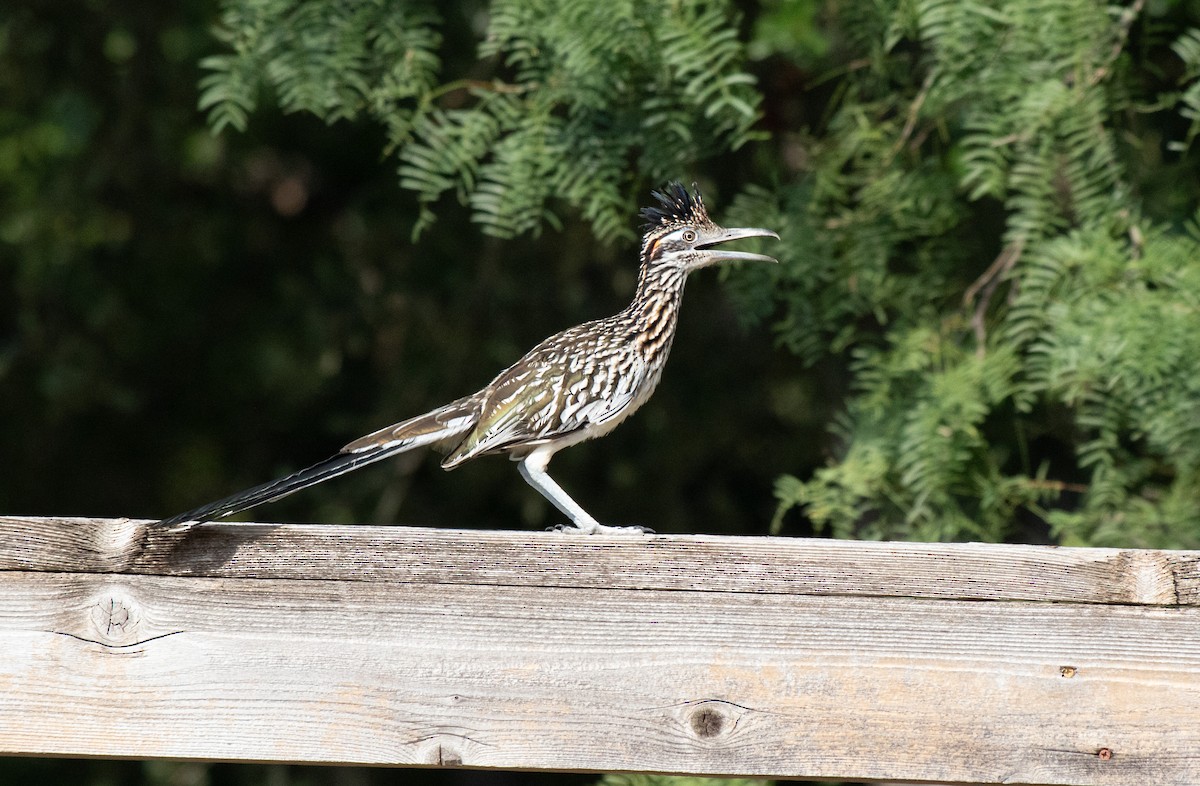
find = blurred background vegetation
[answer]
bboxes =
[3,0,1199,784]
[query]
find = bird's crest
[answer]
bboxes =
[640,182,711,233]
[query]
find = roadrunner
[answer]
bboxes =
[159,182,778,533]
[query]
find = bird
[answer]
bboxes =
[158,182,779,534]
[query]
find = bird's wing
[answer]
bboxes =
[442,341,646,467]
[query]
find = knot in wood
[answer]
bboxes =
[690,706,726,738]
[674,699,750,742]
[419,732,475,767]
[435,743,462,767]
[88,591,140,647]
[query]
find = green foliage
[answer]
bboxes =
[1012,223,1200,547]
[199,0,762,240]
[199,0,442,133]
[773,337,1046,542]
[1171,27,1200,151]
[741,0,1200,546]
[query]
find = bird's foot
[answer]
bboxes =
[547,521,655,535]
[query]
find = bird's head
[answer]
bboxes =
[639,182,779,272]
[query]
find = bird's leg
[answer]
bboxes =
[517,449,653,535]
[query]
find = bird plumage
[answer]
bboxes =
[158,182,778,533]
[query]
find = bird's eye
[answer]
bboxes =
[681,229,697,243]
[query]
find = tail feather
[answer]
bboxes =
[156,396,483,527]
[156,447,404,527]
[341,394,481,453]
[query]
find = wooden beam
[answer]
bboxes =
[2,515,1198,784]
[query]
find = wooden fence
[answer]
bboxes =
[2,515,1198,784]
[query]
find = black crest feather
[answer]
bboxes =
[640,181,708,231]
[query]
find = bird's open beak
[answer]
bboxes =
[696,227,780,264]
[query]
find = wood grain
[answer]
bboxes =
[1,516,1198,784]
[3,516,1197,604]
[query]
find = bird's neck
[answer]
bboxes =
[626,260,688,365]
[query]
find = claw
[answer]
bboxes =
[547,522,654,535]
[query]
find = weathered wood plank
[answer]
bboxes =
[3,571,1199,783]
[2,516,1197,604]
[1,516,1199,783]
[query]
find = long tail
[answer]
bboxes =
[156,394,482,527]
[156,446,415,527]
